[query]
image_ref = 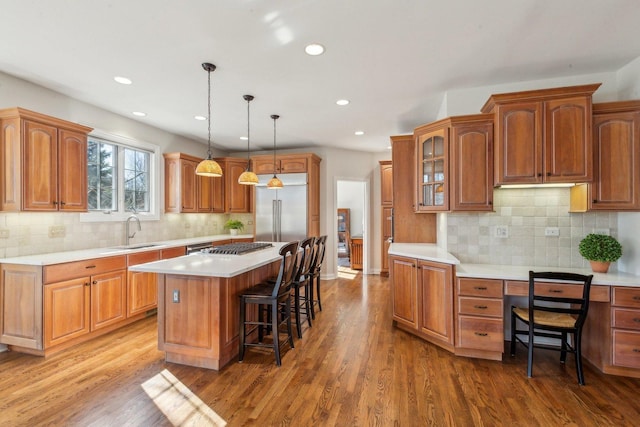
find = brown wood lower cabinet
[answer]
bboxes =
[1,246,188,355]
[455,277,504,360]
[390,255,454,351]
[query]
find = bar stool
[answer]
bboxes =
[290,236,316,338]
[308,235,327,319]
[238,241,299,366]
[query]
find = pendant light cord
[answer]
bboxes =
[246,97,251,162]
[207,67,212,160]
[272,115,278,175]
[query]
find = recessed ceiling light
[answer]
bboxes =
[305,43,325,56]
[355,131,364,136]
[132,111,146,117]
[336,99,350,106]
[114,76,132,85]
[194,115,206,121]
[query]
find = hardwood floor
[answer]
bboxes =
[1,272,640,426]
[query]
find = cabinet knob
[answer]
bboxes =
[53,201,58,205]
[537,173,542,177]
[85,282,90,287]
[546,172,551,176]
[92,280,97,285]
[60,201,66,206]
[593,200,597,203]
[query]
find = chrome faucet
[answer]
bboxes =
[125,214,141,246]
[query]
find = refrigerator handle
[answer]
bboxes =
[272,199,277,241]
[277,199,282,241]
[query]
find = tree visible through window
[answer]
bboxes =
[88,137,151,213]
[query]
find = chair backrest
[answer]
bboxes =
[272,241,300,297]
[294,237,316,282]
[528,271,594,330]
[312,235,327,275]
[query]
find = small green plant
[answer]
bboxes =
[578,233,622,262]
[224,219,244,231]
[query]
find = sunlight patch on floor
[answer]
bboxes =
[338,265,359,280]
[141,369,227,426]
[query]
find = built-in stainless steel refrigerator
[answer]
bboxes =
[255,173,307,242]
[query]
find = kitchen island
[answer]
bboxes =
[128,242,285,370]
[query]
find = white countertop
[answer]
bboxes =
[0,234,254,266]
[388,242,640,287]
[456,263,640,287]
[388,243,460,265]
[128,241,286,278]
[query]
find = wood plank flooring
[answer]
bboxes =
[1,272,640,426]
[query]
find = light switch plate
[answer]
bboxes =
[545,227,560,236]
[495,225,509,238]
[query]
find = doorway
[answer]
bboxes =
[336,179,367,274]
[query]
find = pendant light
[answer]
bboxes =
[195,63,223,177]
[267,114,284,189]
[238,94,259,185]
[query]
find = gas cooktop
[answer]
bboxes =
[204,242,273,255]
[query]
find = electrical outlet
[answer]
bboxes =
[0,229,9,239]
[184,222,191,229]
[495,225,509,238]
[212,222,218,228]
[544,227,560,237]
[594,228,610,235]
[48,225,66,238]
[247,220,253,225]
[172,289,180,303]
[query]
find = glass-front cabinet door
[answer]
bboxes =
[416,128,449,212]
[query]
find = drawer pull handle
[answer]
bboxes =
[633,296,640,301]
[634,349,640,353]
[474,332,488,337]
[474,286,487,291]
[473,305,488,310]
[549,289,563,293]
[634,318,640,323]
[85,265,96,269]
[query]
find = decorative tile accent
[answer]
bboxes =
[446,188,619,270]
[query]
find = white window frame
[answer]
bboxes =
[80,129,161,223]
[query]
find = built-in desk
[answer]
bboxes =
[388,244,640,379]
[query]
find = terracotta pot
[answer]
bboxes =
[589,260,610,273]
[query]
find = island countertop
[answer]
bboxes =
[128,241,286,278]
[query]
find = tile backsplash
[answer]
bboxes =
[446,188,618,269]
[0,212,254,258]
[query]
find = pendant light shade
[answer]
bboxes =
[267,114,284,189]
[238,94,259,185]
[196,63,223,177]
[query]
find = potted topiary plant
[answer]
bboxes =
[224,219,244,236]
[578,233,622,273]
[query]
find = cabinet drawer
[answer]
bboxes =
[612,329,640,368]
[612,287,640,308]
[127,250,160,266]
[457,316,504,352]
[505,280,610,302]
[612,308,640,330]
[43,256,127,284]
[457,278,502,298]
[458,297,503,318]
[161,246,186,259]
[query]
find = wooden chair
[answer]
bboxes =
[510,271,594,385]
[290,236,316,338]
[238,241,299,366]
[308,235,327,319]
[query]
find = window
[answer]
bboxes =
[82,131,160,222]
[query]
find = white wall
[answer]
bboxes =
[615,58,640,274]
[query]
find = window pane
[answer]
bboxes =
[87,139,117,211]
[124,148,150,212]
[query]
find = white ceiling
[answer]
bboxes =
[2,0,640,153]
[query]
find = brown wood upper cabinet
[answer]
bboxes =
[0,107,93,212]
[164,154,247,213]
[571,100,640,211]
[481,84,600,185]
[414,114,494,212]
[251,154,309,174]
[379,160,392,277]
